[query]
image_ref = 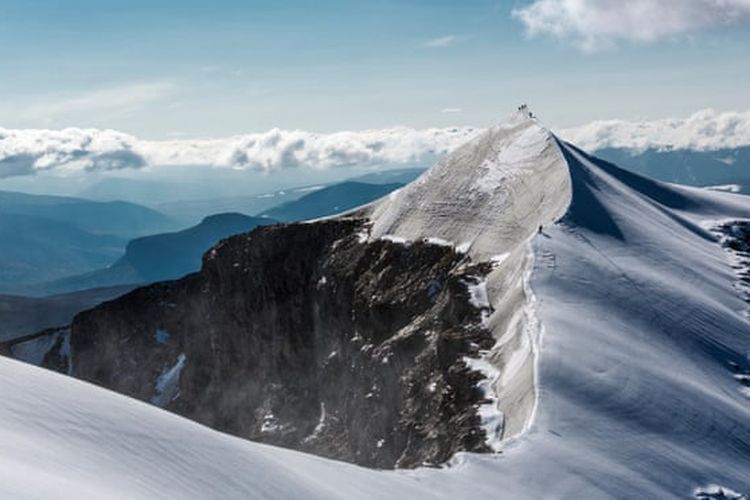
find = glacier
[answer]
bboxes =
[2,110,750,498]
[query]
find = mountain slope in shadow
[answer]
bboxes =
[46,213,275,294]
[0,213,126,293]
[0,189,176,238]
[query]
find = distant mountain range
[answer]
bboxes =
[46,181,407,294]
[45,213,274,294]
[0,189,176,238]
[596,146,750,193]
[77,178,213,205]
[1,173,411,296]
[260,181,403,222]
[152,169,425,226]
[0,190,178,294]
[3,150,746,297]
[0,285,135,342]
[0,213,125,293]
[154,185,326,226]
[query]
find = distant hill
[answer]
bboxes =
[348,168,425,185]
[0,189,177,238]
[43,180,403,294]
[260,181,403,222]
[0,213,126,294]
[154,185,327,226]
[152,170,425,226]
[77,178,211,204]
[596,146,750,194]
[47,213,275,293]
[0,285,134,341]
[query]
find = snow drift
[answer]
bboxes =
[3,110,750,498]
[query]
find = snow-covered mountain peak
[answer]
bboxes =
[360,110,574,444]
[366,110,570,260]
[498,106,535,125]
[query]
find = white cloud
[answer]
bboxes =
[0,126,479,178]
[421,35,461,48]
[559,109,750,152]
[3,108,748,178]
[441,108,463,113]
[513,0,750,50]
[0,128,146,177]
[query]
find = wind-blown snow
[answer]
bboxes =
[151,353,186,407]
[11,328,70,367]
[463,355,504,451]
[473,124,550,194]
[694,484,748,500]
[706,184,742,194]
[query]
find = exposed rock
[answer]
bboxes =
[62,218,497,468]
[713,221,750,309]
[3,326,71,374]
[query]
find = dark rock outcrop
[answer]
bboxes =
[715,221,750,306]
[15,218,498,469]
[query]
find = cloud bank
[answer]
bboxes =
[559,109,750,152]
[2,109,749,178]
[0,126,479,178]
[0,128,147,177]
[513,0,750,50]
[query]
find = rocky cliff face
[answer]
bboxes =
[6,112,573,469]
[50,218,497,468]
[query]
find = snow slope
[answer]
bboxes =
[507,142,750,498]
[3,111,750,498]
[0,355,442,499]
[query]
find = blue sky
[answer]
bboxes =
[1,0,749,138]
